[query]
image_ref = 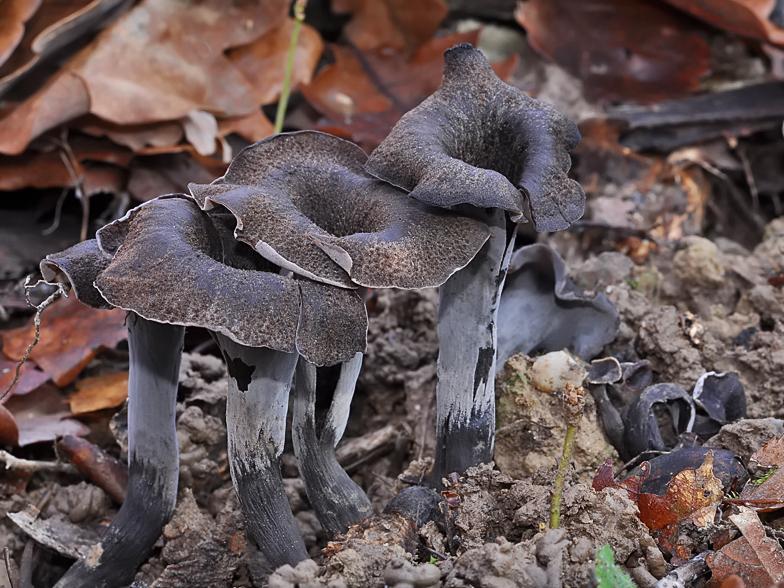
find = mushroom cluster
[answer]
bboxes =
[41,44,584,587]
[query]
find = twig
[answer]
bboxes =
[0,450,78,474]
[274,0,308,134]
[41,187,70,236]
[549,383,585,529]
[496,417,555,436]
[0,279,64,403]
[3,546,15,588]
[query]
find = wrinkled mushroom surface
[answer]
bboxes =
[188,131,490,289]
[94,195,366,366]
[365,43,585,231]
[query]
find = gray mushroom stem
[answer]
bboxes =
[432,208,518,486]
[212,332,308,567]
[56,314,183,588]
[292,353,372,537]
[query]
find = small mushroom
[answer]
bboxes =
[189,130,491,533]
[365,44,585,483]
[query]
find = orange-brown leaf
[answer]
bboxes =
[0,295,127,387]
[332,0,448,53]
[0,0,41,69]
[229,19,324,107]
[69,371,128,415]
[637,452,723,555]
[302,30,517,147]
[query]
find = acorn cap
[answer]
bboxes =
[93,195,366,366]
[189,131,490,289]
[365,43,585,231]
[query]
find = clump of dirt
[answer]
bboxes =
[494,355,617,482]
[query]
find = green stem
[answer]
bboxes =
[274,0,308,134]
[549,423,578,529]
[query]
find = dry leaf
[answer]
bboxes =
[302,30,518,147]
[3,383,90,446]
[332,0,448,53]
[515,0,712,103]
[637,451,723,558]
[0,0,131,96]
[0,295,127,387]
[732,435,784,511]
[69,371,128,414]
[228,18,324,106]
[0,0,290,155]
[0,0,41,69]
[0,468,32,495]
[0,356,50,397]
[707,507,784,587]
[661,0,784,47]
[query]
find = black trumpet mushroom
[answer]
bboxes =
[41,194,368,583]
[365,44,585,485]
[188,130,490,537]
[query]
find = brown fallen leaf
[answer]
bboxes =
[0,0,290,155]
[708,507,784,587]
[0,356,50,397]
[0,0,41,70]
[0,295,127,387]
[662,0,784,47]
[637,451,723,560]
[332,0,448,53]
[301,30,518,147]
[515,0,712,103]
[69,371,128,414]
[56,435,128,504]
[228,18,324,107]
[592,459,648,503]
[3,383,90,446]
[0,0,131,95]
[730,435,784,512]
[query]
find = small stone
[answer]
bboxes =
[531,351,586,394]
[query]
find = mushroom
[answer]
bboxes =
[364,44,585,484]
[41,238,185,588]
[188,130,492,535]
[42,194,367,583]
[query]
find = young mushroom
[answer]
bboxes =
[365,44,585,484]
[41,194,367,583]
[188,130,491,535]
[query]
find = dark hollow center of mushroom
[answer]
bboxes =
[288,174,393,238]
[446,112,528,187]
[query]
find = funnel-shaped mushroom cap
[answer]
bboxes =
[93,196,366,366]
[40,239,114,310]
[188,131,491,289]
[365,44,585,231]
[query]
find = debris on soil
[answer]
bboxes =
[495,355,616,481]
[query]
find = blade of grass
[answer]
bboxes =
[274,0,308,134]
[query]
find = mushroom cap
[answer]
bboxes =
[93,195,366,366]
[40,239,114,310]
[188,131,491,289]
[365,43,585,231]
